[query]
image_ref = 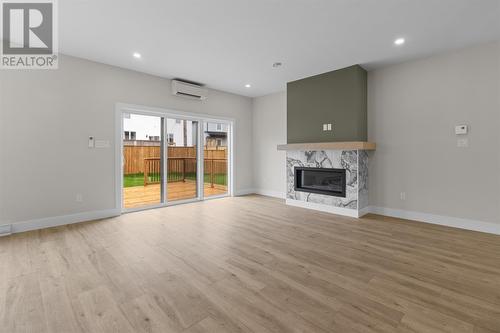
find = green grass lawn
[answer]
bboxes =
[202,173,227,186]
[124,173,148,187]
[124,172,227,188]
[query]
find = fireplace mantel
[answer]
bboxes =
[277,141,376,151]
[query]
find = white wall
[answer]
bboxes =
[368,41,500,225]
[251,92,287,197]
[0,55,252,225]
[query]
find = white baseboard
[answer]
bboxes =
[7,202,499,236]
[0,224,12,237]
[286,199,360,218]
[254,189,286,199]
[10,208,121,234]
[358,205,371,218]
[235,188,256,196]
[282,200,500,235]
[367,206,500,235]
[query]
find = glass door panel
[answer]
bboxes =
[122,113,164,209]
[203,122,228,197]
[166,118,199,201]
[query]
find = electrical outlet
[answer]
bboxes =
[76,194,83,202]
[400,192,406,201]
[457,138,468,148]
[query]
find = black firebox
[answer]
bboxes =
[294,167,346,197]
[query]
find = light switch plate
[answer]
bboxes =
[323,124,328,131]
[327,123,332,131]
[95,140,111,148]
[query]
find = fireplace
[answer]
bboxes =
[294,167,346,197]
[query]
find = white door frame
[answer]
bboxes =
[115,102,235,213]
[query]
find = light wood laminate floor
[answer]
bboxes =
[1,195,499,333]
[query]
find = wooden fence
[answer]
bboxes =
[126,145,228,188]
[124,145,226,175]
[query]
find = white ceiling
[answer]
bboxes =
[60,0,500,97]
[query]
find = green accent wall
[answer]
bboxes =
[287,65,367,143]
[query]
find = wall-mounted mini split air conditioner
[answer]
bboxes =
[171,80,208,100]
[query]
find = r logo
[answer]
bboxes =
[2,2,53,54]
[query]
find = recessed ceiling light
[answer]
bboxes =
[245,84,251,88]
[272,62,282,68]
[133,52,142,59]
[394,38,405,46]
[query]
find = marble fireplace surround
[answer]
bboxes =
[285,149,370,218]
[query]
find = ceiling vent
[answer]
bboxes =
[171,80,208,100]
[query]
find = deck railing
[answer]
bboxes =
[143,157,227,188]
[167,157,196,183]
[204,159,227,188]
[143,158,161,185]
[124,145,226,175]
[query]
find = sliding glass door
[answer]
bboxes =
[119,106,232,211]
[203,122,229,197]
[122,113,164,209]
[166,118,199,202]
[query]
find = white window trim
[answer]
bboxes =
[114,102,235,213]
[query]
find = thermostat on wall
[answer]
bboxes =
[455,125,468,135]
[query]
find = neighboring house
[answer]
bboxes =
[124,131,136,140]
[124,114,196,146]
[204,122,228,148]
[124,115,226,148]
[166,119,196,146]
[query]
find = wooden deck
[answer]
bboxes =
[124,181,227,208]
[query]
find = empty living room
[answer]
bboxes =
[1,1,500,332]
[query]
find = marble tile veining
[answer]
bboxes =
[286,149,369,213]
